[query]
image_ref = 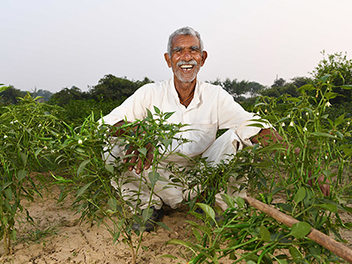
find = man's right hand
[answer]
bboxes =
[123,142,154,174]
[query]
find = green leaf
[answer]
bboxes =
[290,222,311,239]
[153,106,161,114]
[317,203,337,213]
[162,138,172,148]
[324,92,338,99]
[287,97,301,102]
[76,182,93,197]
[341,84,352,90]
[77,159,90,176]
[221,193,235,208]
[148,171,160,187]
[164,112,174,119]
[319,74,331,83]
[138,147,147,157]
[166,239,193,248]
[108,197,117,211]
[260,225,271,242]
[105,164,114,174]
[17,170,27,181]
[196,203,216,222]
[142,207,154,222]
[289,246,303,262]
[233,196,245,208]
[294,186,306,204]
[156,221,171,231]
[147,108,153,119]
[334,114,345,126]
[4,188,13,200]
[0,182,13,192]
[309,132,336,138]
[159,254,177,259]
[112,231,120,244]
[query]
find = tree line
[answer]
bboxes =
[1,51,351,125]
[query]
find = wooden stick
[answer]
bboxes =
[244,196,352,263]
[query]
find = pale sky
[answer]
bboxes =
[1,0,352,93]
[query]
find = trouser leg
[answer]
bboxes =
[201,130,247,211]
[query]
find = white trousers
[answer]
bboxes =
[108,129,247,211]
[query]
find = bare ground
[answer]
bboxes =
[0,182,351,264]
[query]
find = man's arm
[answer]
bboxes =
[251,128,330,196]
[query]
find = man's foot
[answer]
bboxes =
[132,207,165,232]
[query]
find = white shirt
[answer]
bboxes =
[101,79,263,157]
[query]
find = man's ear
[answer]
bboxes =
[164,53,172,68]
[201,50,208,66]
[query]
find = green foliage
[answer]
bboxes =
[0,85,26,105]
[0,93,64,254]
[169,78,352,263]
[311,51,352,103]
[53,107,188,264]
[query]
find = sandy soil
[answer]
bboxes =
[0,183,351,264]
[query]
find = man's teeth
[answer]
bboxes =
[180,65,193,69]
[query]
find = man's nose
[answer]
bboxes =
[182,50,192,61]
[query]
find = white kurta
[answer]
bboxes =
[101,78,265,210]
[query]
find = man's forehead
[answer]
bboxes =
[171,34,200,48]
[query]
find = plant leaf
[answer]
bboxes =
[77,159,90,176]
[76,182,93,197]
[294,187,306,204]
[260,225,271,242]
[196,203,216,222]
[290,222,311,239]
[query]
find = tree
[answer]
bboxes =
[0,86,26,105]
[49,86,84,106]
[210,78,264,99]
[89,75,143,102]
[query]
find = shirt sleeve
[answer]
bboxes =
[217,88,269,147]
[99,84,152,126]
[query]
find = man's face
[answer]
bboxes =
[164,35,207,83]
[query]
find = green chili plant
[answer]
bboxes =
[54,106,190,264]
[0,93,63,254]
[167,76,352,263]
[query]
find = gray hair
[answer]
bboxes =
[167,26,204,57]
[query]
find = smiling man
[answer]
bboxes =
[101,26,280,231]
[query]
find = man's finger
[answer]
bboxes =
[123,145,134,163]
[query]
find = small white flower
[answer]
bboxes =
[347,122,351,125]
[316,112,319,116]
[326,102,332,107]
[43,146,48,150]
[51,150,55,154]
[303,127,307,132]
[78,139,83,144]
[325,155,328,160]
[257,112,260,115]
[4,135,7,138]
[38,124,42,127]
[289,121,294,127]
[265,109,268,113]
[282,123,285,127]
[306,112,309,116]
[287,114,291,118]
[333,140,336,143]
[283,156,287,159]
[10,121,13,124]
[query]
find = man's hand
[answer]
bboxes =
[308,174,331,196]
[123,142,154,174]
